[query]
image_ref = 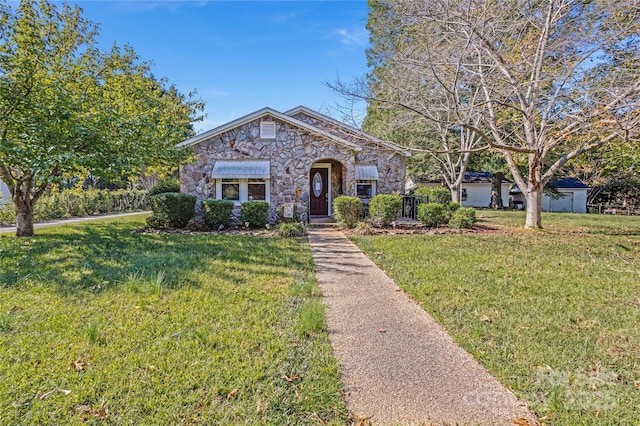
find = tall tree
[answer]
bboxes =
[0,0,204,236]
[343,0,487,203]
[337,0,640,228]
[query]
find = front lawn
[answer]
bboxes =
[352,211,640,425]
[0,216,347,425]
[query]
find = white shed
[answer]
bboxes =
[418,172,511,208]
[461,172,511,208]
[510,178,589,213]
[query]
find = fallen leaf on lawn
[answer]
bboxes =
[70,357,86,372]
[75,405,93,414]
[635,380,640,389]
[256,399,264,415]
[75,402,108,419]
[512,418,533,426]
[282,374,301,382]
[37,388,71,400]
[479,315,492,322]
[97,402,108,419]
[38,389,57,400]
[9,306,23,313]
[226,388,240,399]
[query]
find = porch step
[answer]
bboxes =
[308,216,338,228]
[308,222,339,228]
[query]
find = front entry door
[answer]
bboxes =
[309,168,329,215]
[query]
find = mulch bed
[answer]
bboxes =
[341,223,506,237]
[135,223,507,237]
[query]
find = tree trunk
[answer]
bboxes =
[489,172,504,209]
[525,189,543,229]
[450,184,460,203]
[15,204,35,237]
[13,186,36,237]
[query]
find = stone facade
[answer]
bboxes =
[179,108,407,222]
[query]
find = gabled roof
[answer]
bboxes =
[284,106,412,157]
[550,178,590,189]
[464,172,511,184]
[177,107,362,151]
[510,177,590,193]
[425,171,511,185]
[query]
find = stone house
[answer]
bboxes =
[178,106,410,221]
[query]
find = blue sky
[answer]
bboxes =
[73,1,371,133]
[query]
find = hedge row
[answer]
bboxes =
[0,189,149,225]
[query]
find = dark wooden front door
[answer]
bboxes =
[309,168,328,215]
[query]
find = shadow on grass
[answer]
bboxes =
[0,221,310,296]
[477,211,640,236]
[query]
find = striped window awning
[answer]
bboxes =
[355,165,379,181]
[211,160,270,179]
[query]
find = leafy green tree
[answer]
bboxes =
[0,0,204,236]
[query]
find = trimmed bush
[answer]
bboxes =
[414,186,452,204]
[332,196,361,228]
[240,201,270,228]
[202,199,234,230]
[448,207,476,229]
[276,222,308,237]
[148,179,180,196]
[147,192,196,229]
[448,202,461,213]
[417,203,449,227]
[368,194,402,226]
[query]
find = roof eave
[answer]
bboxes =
[284,106,411,157]
[176,106,362,152]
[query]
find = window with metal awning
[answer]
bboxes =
[355,165,379,198]
[212,160,271,203]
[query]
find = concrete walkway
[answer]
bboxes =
[0,211,149,234]
[308,228,537,425]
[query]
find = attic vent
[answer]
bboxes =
[260,121,276,139]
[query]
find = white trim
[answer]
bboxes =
[311,162,332,216]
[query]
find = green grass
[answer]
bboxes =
[0,215,347,425]
[352,212,640,426]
